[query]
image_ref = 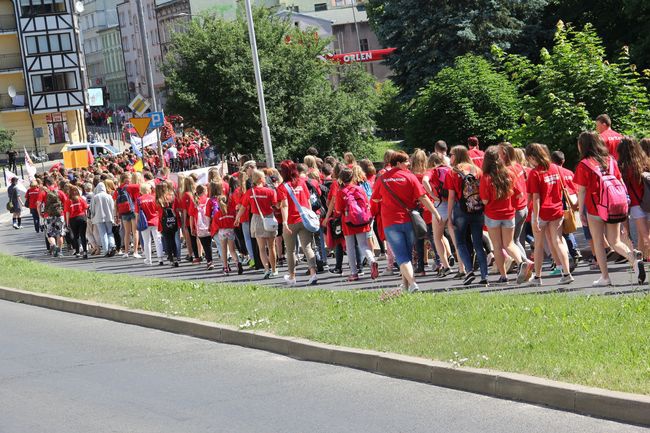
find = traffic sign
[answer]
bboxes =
[146,111,164,128]
[128,94,150,116]
[131,117,152,138]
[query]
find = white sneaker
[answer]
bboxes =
[133,252,143,259]
[380,268,394,277]
[408,283,420,293]
[123,252,129,258]
[143,259,153,266]
[558,274,574,285]
[283,275,296,287]
[592,277,612,287]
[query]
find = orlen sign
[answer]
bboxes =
[328,48,396,64]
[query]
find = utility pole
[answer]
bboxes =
[243,0,275,168]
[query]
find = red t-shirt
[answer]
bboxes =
[508,163,528,211]
[242,186,277,216]
[335,184,371,236]
[212,202,236,233]
[26,187,41,210]
[622,167,643,207]
[558,165,577,195]
[574,157,623,216]
[135,193,159,227]
[328,180,340,215]
[444,164,483,200]
[277,178,310,225]
[468,147,485,168]
[65,197,89,219]
[479,173,516,220]
[371,167,426,227]
[426,166,450,203]
[600,128,623,159]
[527,164,564,221]
[231,187,249,223]
[413,172,433,224]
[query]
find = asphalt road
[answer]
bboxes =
[1,300,647,433]
[1,201,647,296]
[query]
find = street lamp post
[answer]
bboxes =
[350,0,362,52]
[134,0,164,160]
[242,0,274,168]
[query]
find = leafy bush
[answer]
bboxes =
[373,79,403,139]
[404,54,521,151]
[493,22,650,166]
[0,128,15,154]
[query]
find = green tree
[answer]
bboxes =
[404,54,521,151]
[163,8,377,160]
[493,23,650,165]
[0,128,15,154]
[373,80,403,138]
[366,0,549,99]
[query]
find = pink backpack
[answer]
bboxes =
[343,185,372,227]
[584,157,629,223]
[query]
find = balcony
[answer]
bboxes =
[0,93,28,111]
[0,53,22,73]
[0,14,17,34]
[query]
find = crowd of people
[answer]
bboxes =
[7,113,649,292]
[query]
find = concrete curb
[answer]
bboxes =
[1,286,648,427]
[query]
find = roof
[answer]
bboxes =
[301,6,368,26]
[276,10,333,26]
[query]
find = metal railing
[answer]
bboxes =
[0,14,17,32]
[0,53,22,71]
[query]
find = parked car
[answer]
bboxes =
[63,142,122,157]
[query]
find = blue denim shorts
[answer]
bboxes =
[120,212,135,222]
[484,215,515,229]
[384,222,416,266]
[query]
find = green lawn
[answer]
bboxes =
[1,253,648,395]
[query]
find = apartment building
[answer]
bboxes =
[0,0,85,153]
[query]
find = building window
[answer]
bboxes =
[360,38,369,52]
[46,112,69,144]
[26,33,73,55]
[314,3,327,11]
[20,0,66,16]
[31,72,77,93]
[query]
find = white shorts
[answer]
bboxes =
[630,205,650,220]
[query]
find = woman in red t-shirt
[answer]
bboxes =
[26,181,43,233]
[188,184,213,270]
[236,169,278,278]
[65,186,89,258]
[480,146,529,284]
[180,176,199,262]
[278,160,317,286]
[335,167,378,282]
[156,182,181,266]
[618,137,650,260]
[371,151,438,293]
[322,163,346,274]
[410,149,437,277]
[574,132,644,286]
[525,143,573,286]
[136,183,163,265]
[444,146,488,286]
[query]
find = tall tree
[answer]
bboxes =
[163,8,378,160]
[366,0,549,99]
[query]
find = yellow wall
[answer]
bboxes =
[0,109,85,153]
[0,35,20,55]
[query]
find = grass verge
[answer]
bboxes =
[0,253,648,395]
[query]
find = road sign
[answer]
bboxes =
[128,94,150,116]
[131,117,152,138]
[146,111,164,128]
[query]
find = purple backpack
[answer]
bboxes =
[584,157,628,223]
[343,185,372,227]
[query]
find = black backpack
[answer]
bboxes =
[319,179,331,212]
[306,180,324,213]
[456,168,484,214]
[162,206,178,233]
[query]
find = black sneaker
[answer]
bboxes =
[463,272,476,286]
[173,260,179,267]
[614,254,628,265]
[453,271,466,280]
[329,268,343,275]
[635,260,646,284]
[237,262,244,275]
[448,255,455,267]
[479,279,490,286]
[497,276,509,284]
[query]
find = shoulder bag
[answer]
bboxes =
[558,166,577,234]
[284,183,320,233]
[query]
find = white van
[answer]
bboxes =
[64,142,122,157]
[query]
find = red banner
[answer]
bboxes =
[327,48,396,64]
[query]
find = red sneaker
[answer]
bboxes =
[370,261,379,279]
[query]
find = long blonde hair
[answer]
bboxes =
[410,148,427,174]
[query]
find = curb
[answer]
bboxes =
[1,286,648,427]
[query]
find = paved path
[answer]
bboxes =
[0,201,647,295]
[1,300,646,433]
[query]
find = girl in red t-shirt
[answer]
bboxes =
[136,183,164,265]
[156,182,181,266]
[181,176,199,263]
[617,137,650,261]
[525,143,573,286]
[236,169,278,278]
[574,132,644,286]
[213,191,243,276]
[65,186,89,258]
[335,167,378,282]
[26,181,43,233]
[480,146,529,284]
